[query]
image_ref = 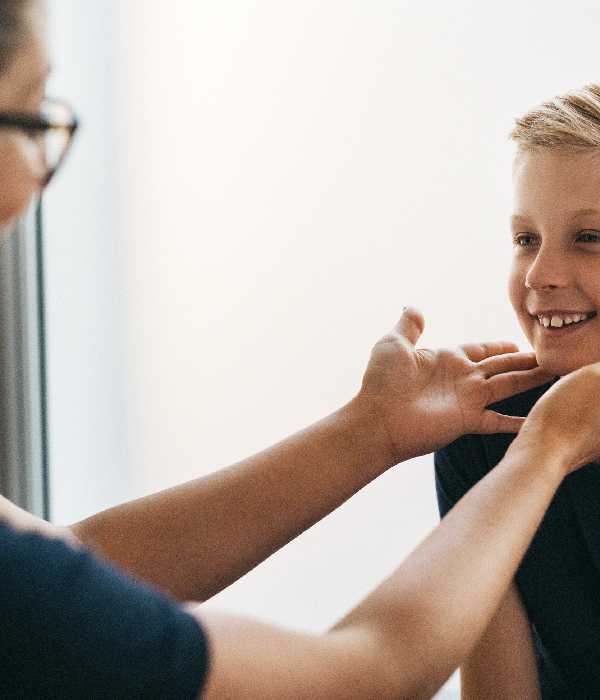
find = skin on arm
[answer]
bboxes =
[193,363,600,700]
[68,308,551,601]
[461,582,541,700]
[0,493,79,545]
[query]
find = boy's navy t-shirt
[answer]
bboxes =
[435,381,600,700]
[0,519,209,699]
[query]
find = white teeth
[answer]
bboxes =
[538,313,591,328]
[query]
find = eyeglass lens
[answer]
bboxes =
[41,100,77,185]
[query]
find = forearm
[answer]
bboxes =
[196,440,564,700]
[70,398,395,602]
[69,312,550,603]
[461,583,541,700]
[331,440,563,699]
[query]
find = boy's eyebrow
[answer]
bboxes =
[510,209,600,227]
[509,214,532,228]
[570,208,600,218]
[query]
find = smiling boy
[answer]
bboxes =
[436,84,600,700]
[511,149,600,376]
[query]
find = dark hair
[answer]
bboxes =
[0,0,30,74]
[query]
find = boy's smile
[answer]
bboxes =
[509,149,600,376]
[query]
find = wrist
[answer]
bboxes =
[339,394,400,477]
[504,428,571,487]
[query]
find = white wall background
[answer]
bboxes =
[42,1,600,696]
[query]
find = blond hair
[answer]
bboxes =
[509,84,600,151]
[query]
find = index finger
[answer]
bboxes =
[485,366,554,405]
[478,351,540,378]
[460,340,521,363]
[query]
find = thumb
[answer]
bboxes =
[477,411,526,434]
[394,306,425,346]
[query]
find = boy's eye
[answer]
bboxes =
[577,230,600,243]
[514,233,537,246]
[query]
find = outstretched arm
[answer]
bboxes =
[196,363,600,700]
[69,308,550,601]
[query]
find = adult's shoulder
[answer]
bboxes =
[0,519,209,700]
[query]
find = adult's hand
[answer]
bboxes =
[70,306,551,603]
[356,306,553,462]
[513,361,600,476]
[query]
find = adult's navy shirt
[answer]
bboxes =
[0,519,209,699]
[435,382,600,700]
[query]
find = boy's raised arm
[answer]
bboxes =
[69,308,550,602]
[460,582,542,699]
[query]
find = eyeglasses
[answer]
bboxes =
[0,97,78,187]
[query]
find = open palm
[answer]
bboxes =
[358,308,552,463]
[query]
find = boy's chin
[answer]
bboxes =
[536,351,599,378]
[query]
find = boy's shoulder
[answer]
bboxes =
[487,378,557,417]
[435,379,558,513]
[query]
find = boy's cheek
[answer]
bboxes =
[507,268,527,322]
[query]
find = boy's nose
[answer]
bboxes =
[525,246,569,291]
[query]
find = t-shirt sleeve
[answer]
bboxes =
[434,433,491,518]
[435,384,552,518]
[0,519,209,700]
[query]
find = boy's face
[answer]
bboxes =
[509,149,600,376]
